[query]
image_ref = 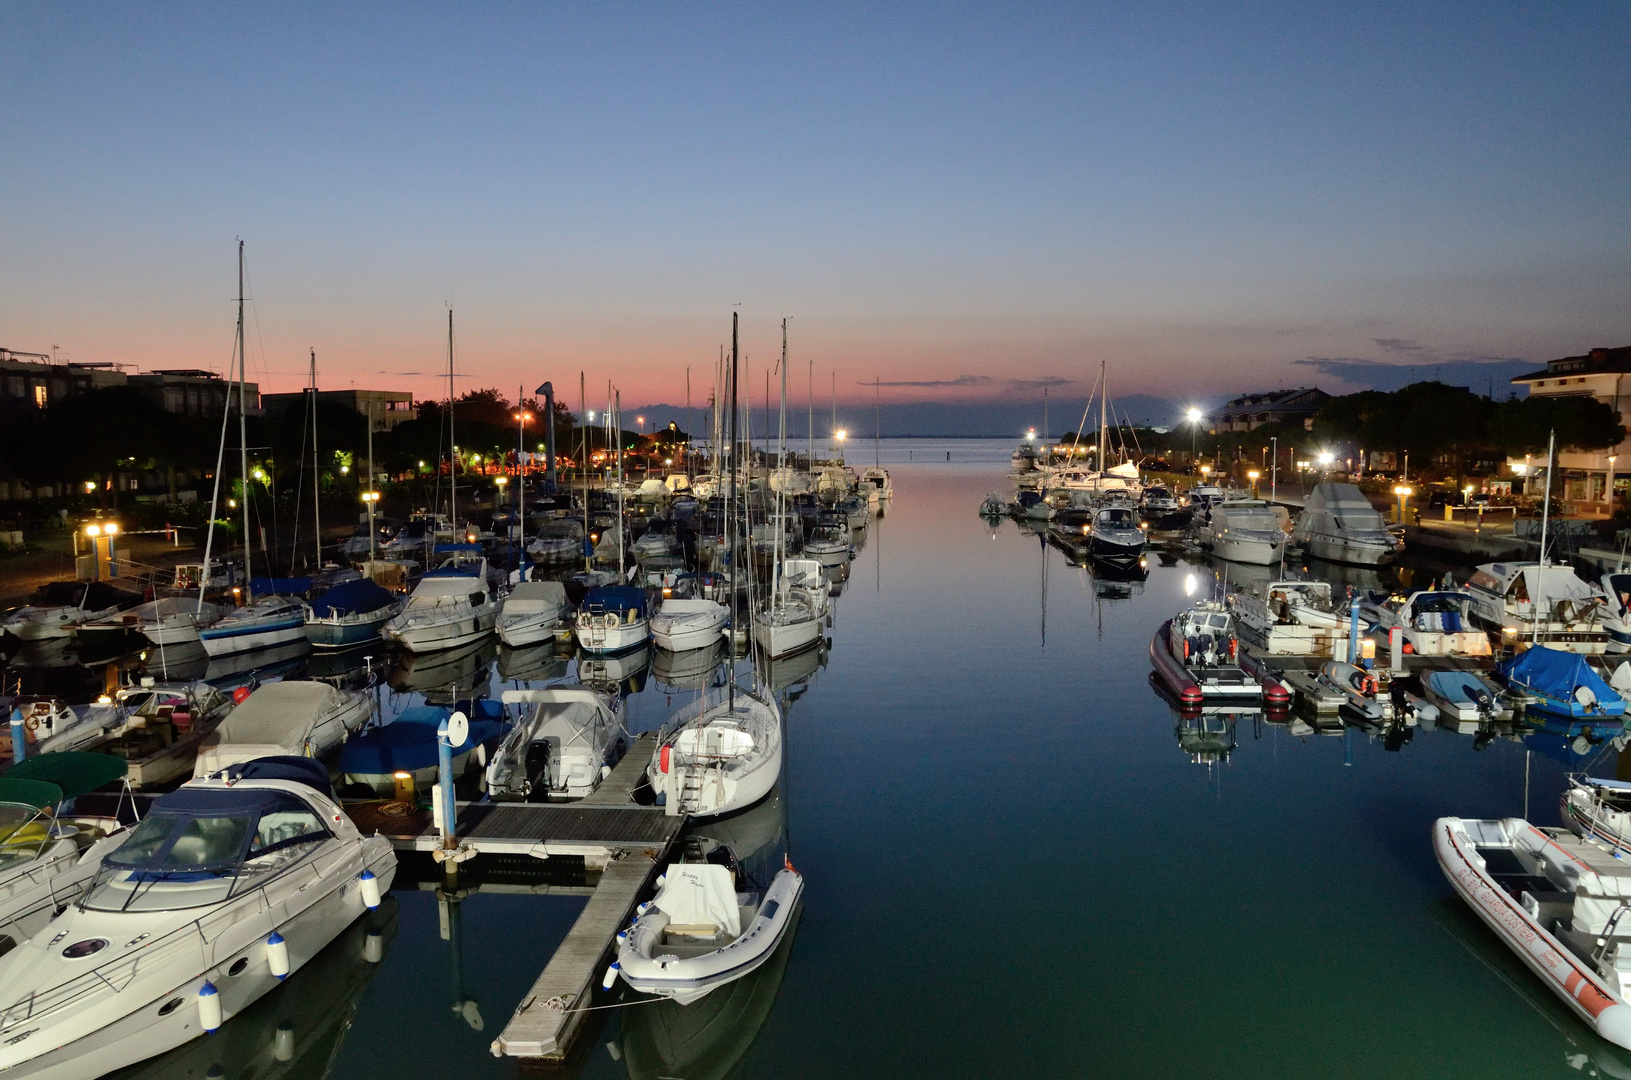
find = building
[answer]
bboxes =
[1,351,257,417]
[1208,388,1330,433]
[1509,345,1631,513]
[128,369,258,417]
[262,389,415,432]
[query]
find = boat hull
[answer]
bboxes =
[576,617,651,655]
[496,611,562,648]
[1303,533,1397,567]
[199,617,306,657]
[305,606,396,648]
[1207,536,1285,565]
[384,610,498,653]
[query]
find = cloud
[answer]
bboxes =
[1007,376,1076,391]
[1371,338,1426,354]
[863,374,994,388]
[1290,355,1535,394]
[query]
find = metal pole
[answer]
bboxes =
[1270,436,1277,503]
[436,718,459,842]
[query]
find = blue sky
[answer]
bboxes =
[2,2,1627,409]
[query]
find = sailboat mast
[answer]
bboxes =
[238,241,253,602]
[310,347,322,569]
[1535,428,1556,646]
[517,382,526,568]
[615,390,624,577]
[581,371,589,572]
[875,376,880,468]
[1097,359,1107,476]
[447,310,457,534]
[728,312,739,711]
[776,319,788,594]
[366,400,376,562]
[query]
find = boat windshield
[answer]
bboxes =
[1098,509,1137,527]
[83,788,329,912]
[0,803,51,868]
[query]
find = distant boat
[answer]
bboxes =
[192,680,374,776]
[198,595,307,657]
[1204,500,1287,565]
[575,585,650,655]
[382,556,500,653]
[1291,483,1401,566]
[1,581,128,641]
[495,580,569,648]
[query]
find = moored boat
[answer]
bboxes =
[303,579,404,648]
[192,681,375,777]
[575,585,651,655]
[649,685,781,819]
[1497,645,1627,721]
[1148,604,1271,705]
[485,687,626,801]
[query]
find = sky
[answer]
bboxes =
[2,3,1628,415]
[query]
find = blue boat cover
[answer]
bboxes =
[1498,646,1627,719]
[433,542,483,553]
[310,579,397,618]
[251,576,313,596]
[217,755,334,798]
[424,565,482,578]
[339,700,507,776]
[582,585,647,617]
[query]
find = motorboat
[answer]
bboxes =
[608,858,802,1005]
[0,753,132,955]
[1228,580,1348,657]
[1434,814,1631,1051]
[0,757,396,1078]
[83,596,230,650]
[860,466,892,501]
[633,519,680,561]
[485,687,627,801]
[381,559,500,653]
[979,492,1007,517]
[1423,669,1503,726]
[803,516,852,568]
[1355,589,1492,658]
[1204,500,1287,565]
[649,685,782,818]
[526,518,586,564]
[2,582,129,642]
[1012,442,1040,473]
[303,579,404,648]
[1465,562,1608,654]
[575,585,651,655]
[338,700,508,798]
[192,681,375,777]
[836,494,869,531]
[652,598,730,652]
[1148,603,1278,705]
[1011,489,1053,521]
[199,595,308,658]
[1497,645,1627,721]
[81,681,237,788]
[1291,482,1402,566]
[1561,775,1631,854]
[1086,506,1146,565]
[1,697,123,761]
[1599,569,1631,653]
[1313,660,1388,722]
[495,581,570,648]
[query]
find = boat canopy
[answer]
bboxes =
[582,585,648,617]
[0,778,66,812]
[214,756,333,797]
[6,751,128,799]
[505,581,569,614]
[339,700,507,776]
[310,578,398,618]
[1499,646,1624,712]
[1298,483,1388,531]
[433,542,483,554]
[210,681,353,748]
[655,862,742,937]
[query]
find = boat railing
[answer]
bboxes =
[1596,903,1631,962]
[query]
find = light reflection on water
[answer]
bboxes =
[5,438,1626,1079]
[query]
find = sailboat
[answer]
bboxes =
[753,321,827,660]
[859,376,892,503]
[198,242,307,659]
[651,313,784,818]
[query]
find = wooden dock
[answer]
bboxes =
[345,732,681,1064]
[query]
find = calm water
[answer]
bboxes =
[11,438,1629,1079]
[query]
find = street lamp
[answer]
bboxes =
[1609,455,1619,513]
[1187,407,1202,470]
[1393,484,1414,525]
[1247,469,1260,498]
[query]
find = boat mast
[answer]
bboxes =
[807,355,814,471]
[1535,428,1555,646]
[238,241,253,603]
[447,310,457,536]
[616,389,625,578]
[874,376,880,469]
[310,347,322,570]
[517,381,526,573]
[1097,359,1107,477]
[776,319,788,596]
[728,311,739,711]
[198,243,237,613]
[366,400,376,562]
[581,371,589,573]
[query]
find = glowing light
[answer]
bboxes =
[836,430,847,441]
[103,522,118,535]
[83,481,96,493]
[1187,408,1202,423]
[1317,451,1334,466]
[84,524,100,536]
[1392,485,1413,497]
[1184,573,1198,596]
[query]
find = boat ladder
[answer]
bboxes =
[1595,903,1631,965]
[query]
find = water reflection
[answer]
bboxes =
[389,638,498,700]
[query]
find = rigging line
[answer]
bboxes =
[1072,365,1104,458]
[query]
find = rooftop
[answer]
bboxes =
[1512,346,1631,383]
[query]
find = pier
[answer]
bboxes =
[344,732,680,1064]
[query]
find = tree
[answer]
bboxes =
[1487,396,1625,456]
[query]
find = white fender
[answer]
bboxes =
[265,931,290,979]
[359,869,381,910]
[364,927,383,964]
[602,961,621,990]
[198,981,222,1033]
[273,1020,295,1061]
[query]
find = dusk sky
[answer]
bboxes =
[3,3,1628,413]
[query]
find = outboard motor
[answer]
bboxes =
[705,844,745,889]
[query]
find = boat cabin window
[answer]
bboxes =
[1510,577,1529,602]
[469,591,486,606]
[249,807,329,858]
[1412,592,1465,613]
[1099,509,1136,526]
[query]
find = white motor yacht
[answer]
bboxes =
[525,519,586,564]
[2,582,127,642]
[495,581,570,648]
[0,753,132,956]
[1292,482,1401,566]
[101,597,229,649]
[1086,506,1146,565]
[198,596,307,658]
[1465,562,1607,654]
[486,687,626,801]
[860,466,892,500]
[1205,500,1287,565]
[649,685,782,819]
[803,517,852,568]
[192,681,375,777]
[1228,580,1348,657]
[1599,569,1631,653]
[0,758,396,1078]
[382,559,500,653]
[1354,589,1491,658]
[81,681,238,788]
[651,598,730,652]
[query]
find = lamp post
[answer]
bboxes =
[361,491,380,560]
[1270,436,1278,503]
[1187,408,1202,472]
[1318,451,1334,478]
[1393,484,1413,526]
[1247,470,1260,498]
[1609,455,1618,515]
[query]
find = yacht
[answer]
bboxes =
[81,681,238,788]
[1291,482,1401,566]
[860,466,892,501]
[192,681,375,776]
[1228,580,1348,656]
[751,582,825,660]
[382,558,500,653]
[802,516,852,569]
[1354,589,1491,657]
[1086,506,1146,565]
[575,584,651,654]
[2,582,128,642]
[1465,562,1608,653]
[495,581,570,648]
[485,687,627,801]
[1204,500,1287,565]
[83,596,228,650]
[0,758,396,1078]
[649,685,782,818]
[1599,569,1631,653]
[651,598,730,652]
[198,595,308,657]
[303,579,404,648]
[1139,485,1190,530]
[525,518,586,564]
